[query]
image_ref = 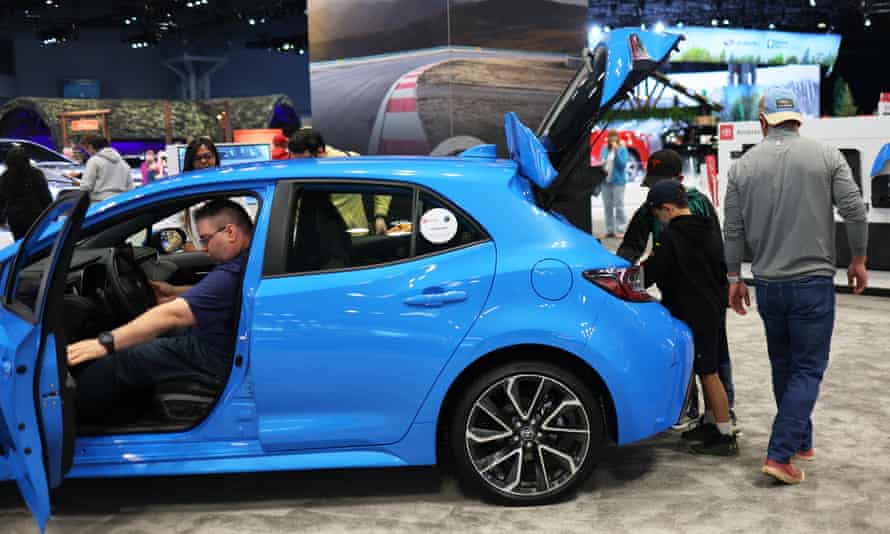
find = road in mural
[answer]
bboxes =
[308,0,589,155]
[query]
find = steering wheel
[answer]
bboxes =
[106,247,157,321]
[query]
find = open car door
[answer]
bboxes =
[508,28,683,231]
[0,192,90,532]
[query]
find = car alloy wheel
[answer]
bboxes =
[453,362,604,504]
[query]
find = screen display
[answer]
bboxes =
[177,143,272,170]
[63,79,100,99]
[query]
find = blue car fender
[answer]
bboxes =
[411,274,611,427]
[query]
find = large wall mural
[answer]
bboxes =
[308,0,589,155]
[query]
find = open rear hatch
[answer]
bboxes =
[505,28,683,231]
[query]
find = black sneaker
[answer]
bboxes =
[681,422,720,442]
[690,433,739,457]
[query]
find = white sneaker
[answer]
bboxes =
[671,413,700,431]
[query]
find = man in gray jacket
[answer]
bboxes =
[72,135,133,202]
[724,87,868,485]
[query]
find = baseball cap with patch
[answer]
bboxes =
[643,149,683,188]
[761,87,803,126]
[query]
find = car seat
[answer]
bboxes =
[290,190,352,272]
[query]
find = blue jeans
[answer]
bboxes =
[755,276,835,463]
[73,334,231,424]
[601,183,626,235]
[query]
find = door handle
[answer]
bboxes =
[404,290,468,307]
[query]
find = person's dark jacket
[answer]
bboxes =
[617,187,719,263]
[0,166,52,240]
[643,214,728,360]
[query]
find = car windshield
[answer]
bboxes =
[0,141,73,164]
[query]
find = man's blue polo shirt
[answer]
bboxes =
[182,250,247,353]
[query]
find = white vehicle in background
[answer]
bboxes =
[0,139,82,197]
[717,116,890,272]
[122,154,149,188]
[0,139,82,249]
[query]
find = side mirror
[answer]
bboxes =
[150,227,186,254]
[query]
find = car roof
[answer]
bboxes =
[0,138,45,145]
[148,155,519,193]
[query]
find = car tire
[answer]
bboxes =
[450,360,605,505]
[430,136,487,156]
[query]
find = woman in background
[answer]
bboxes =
[0,144,53,240]
[183,137,221,172]
[600,129,629,238]
[140,150,157,185]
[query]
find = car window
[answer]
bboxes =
[270,183,488,276]
[284,184,412,273]
[840,149,862,195]
[415,191,486,257]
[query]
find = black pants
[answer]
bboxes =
[72,335,230,424]
[687,317,734,416]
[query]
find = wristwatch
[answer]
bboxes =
[97,331,116,354]
[727,274,742,284]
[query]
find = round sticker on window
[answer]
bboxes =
[420,208,458,244]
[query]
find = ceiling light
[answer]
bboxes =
[865,17,872,28]
[588,25,603,46]
[654,21,665,33]
[248,18,256,25]
[676,21,685,28]
[722,19,730,26]
[768,23,776,30]
[711,18,719,26]
[817,22,827,29]
[809,0,816,6]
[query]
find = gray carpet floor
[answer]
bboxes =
[2,292,888,533]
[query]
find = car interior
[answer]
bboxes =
[9,192,260,436]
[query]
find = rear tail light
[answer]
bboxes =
[584,266,653,302]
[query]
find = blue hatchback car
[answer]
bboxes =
[0,29,692,531]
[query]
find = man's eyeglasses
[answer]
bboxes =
[198,226,228,247]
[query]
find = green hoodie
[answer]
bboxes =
[617,187,719,263]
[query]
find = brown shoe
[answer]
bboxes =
[762,459,805,484]
[794,448,815,462]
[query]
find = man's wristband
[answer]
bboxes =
[727,274,742,284]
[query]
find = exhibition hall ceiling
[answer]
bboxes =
[0,0,886,45]
[0,1,308,39]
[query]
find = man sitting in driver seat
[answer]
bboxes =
[67,199,252,424]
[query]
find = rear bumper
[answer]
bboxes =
[585,301,694,446]
[626,317,694,442]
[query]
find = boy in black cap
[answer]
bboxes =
[619,149,736,432]
[618,149,720,262]
[643,180,738,456]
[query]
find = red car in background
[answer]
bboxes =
[590,129,652,182]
